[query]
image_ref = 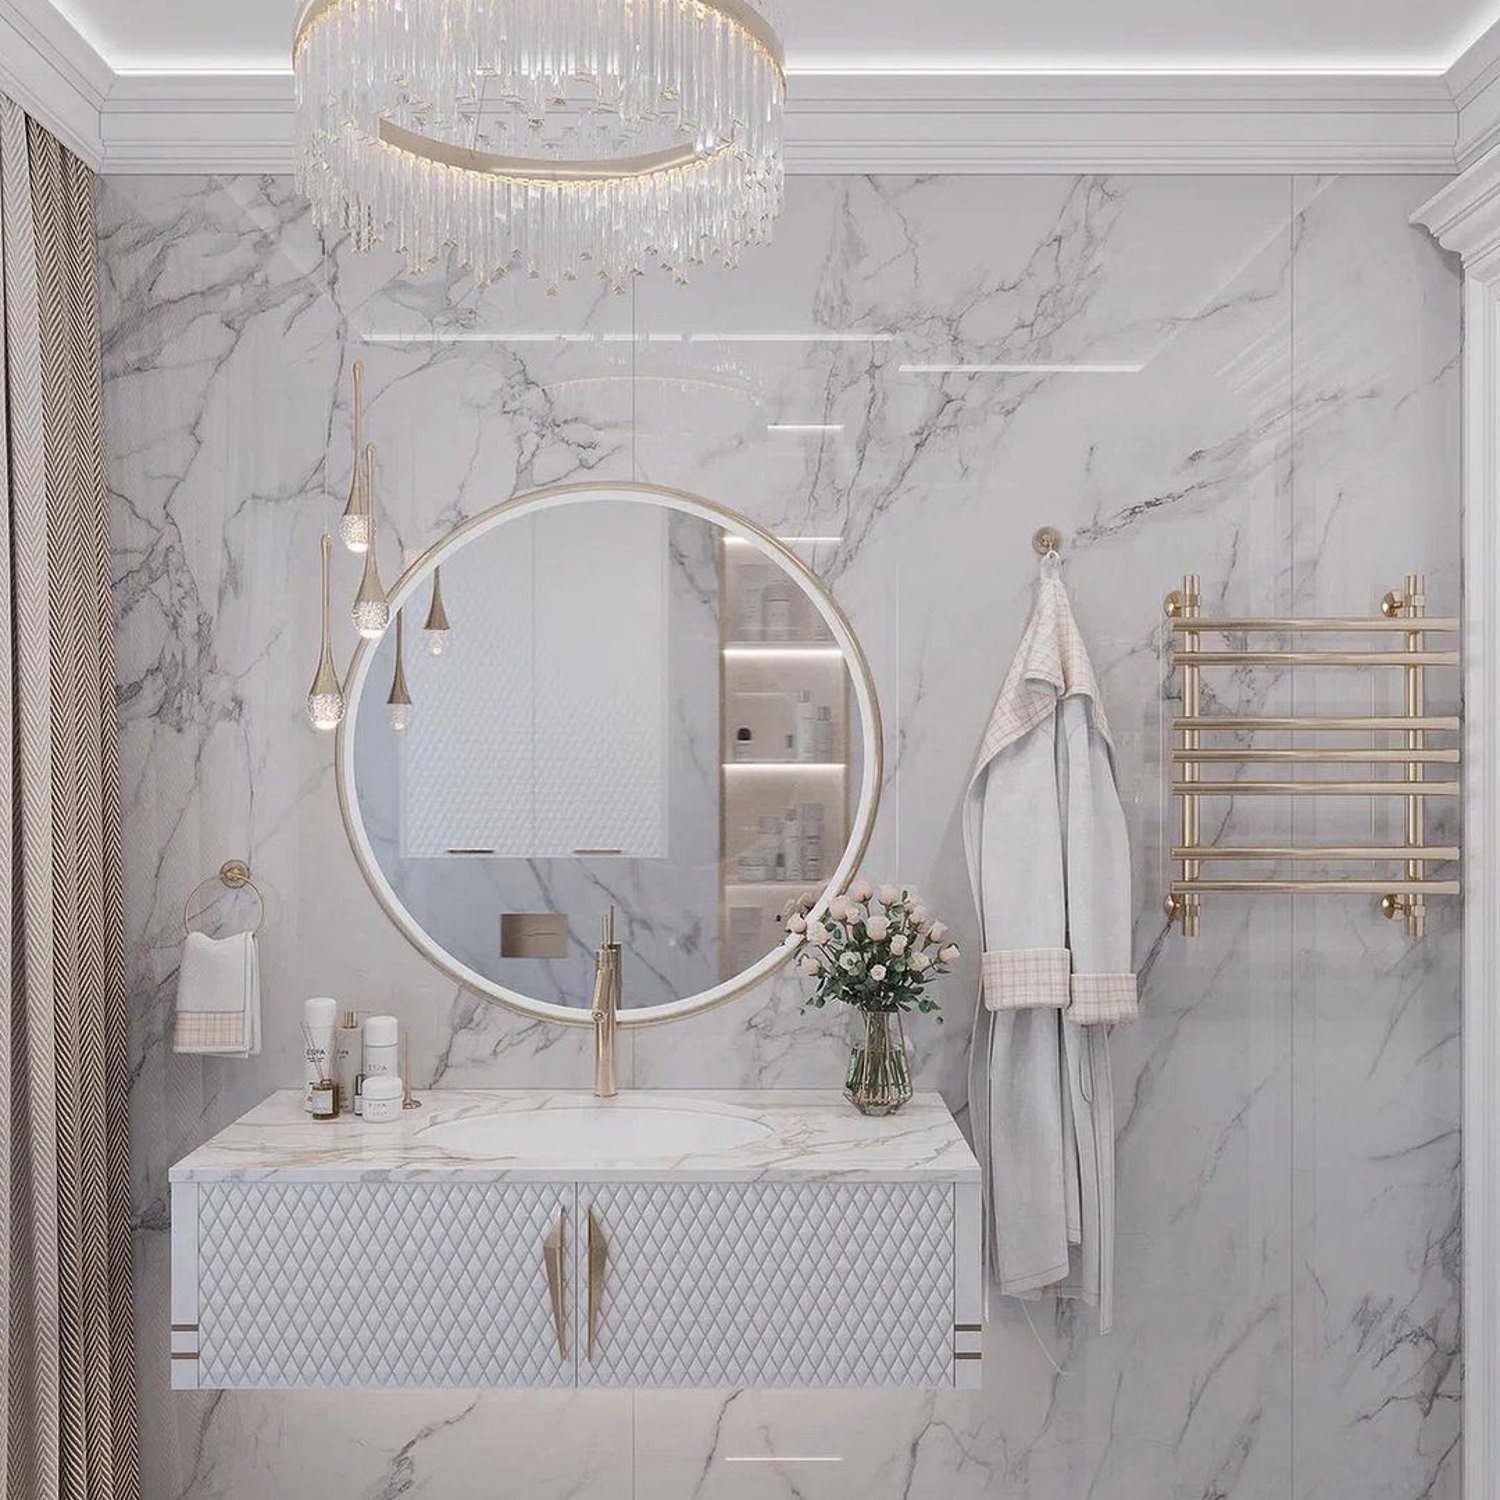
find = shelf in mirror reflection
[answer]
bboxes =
[723,642,841,655]
[724,762,846,771]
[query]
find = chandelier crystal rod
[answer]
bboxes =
[292,0,786,293]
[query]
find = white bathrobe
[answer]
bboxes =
[964,560,1137,1334]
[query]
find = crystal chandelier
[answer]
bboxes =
[292,0,787,293]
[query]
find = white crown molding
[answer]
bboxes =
[1446,19,1500,171]
[2,0,1500,178]
[1415,140,1500,269]
[784,73,1457,174]
[101,73,293,173]
[0,0,107,165]
[88,70,1465,176]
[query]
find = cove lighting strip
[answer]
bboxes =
[899,361,1145,374]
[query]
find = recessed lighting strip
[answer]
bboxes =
[899,362,1145,374]
[724,535,845,546]
[359,330,897,345]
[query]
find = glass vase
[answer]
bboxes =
[845,1010,913,1116]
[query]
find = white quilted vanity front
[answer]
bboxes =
[169,1090,983,1391]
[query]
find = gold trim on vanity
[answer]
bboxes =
[543,1210,567,1358]
[587,1209,608,1363]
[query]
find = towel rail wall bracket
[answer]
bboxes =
[1161,573,1460,939]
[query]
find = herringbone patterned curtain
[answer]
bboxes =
[0,93,139,1500]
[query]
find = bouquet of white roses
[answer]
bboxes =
[784,879,959,1017]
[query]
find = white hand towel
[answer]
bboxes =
[173,930,262,1057]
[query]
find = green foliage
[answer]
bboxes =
[785,882,958,1021]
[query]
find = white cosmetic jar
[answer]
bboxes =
[361,1074,403,1123]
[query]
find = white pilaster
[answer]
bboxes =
[1415,147,1500,1500]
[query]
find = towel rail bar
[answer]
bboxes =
[1163,572,1460,937]
[1171,650,1458,668]
[1171,715,1460,732]
[1171,780,1459,797]
[1168,617,1458,633]
[1170,879,1460,897]
[1172,845,1460,862]
[1171,747,1459,765]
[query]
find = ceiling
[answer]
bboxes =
[46,0,1500,76]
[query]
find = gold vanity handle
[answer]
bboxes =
[587,1207,607,1363]
[542,1209,566,1359]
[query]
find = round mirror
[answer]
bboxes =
[336,482,882,1028]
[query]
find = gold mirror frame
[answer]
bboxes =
[334,481,883,1030]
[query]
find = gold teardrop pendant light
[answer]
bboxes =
[387,609,413,732]
[338,360,372,553]
[423,565,451,657]
[350,443,390,639]
[306,532,346,731]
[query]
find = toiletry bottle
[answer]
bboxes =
[737,563,768,640]
[794,691,817,762]
[815,705,834,760]
[333,1010,361,1115]
[302,996,338,1113]
[363,1015,400,1087]
[745,815,782,883]
[801,801,825,882]
[734,726,754,762]
[762,577,794,641]
[781,808,803,883]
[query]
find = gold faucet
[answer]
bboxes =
[590,907,621,1098]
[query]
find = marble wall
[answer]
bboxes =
[100,171,1461,1499]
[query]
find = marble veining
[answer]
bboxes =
[169,1089,980,1183]
[101,172,1460,1499]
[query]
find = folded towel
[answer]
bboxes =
[173,930,261,1056]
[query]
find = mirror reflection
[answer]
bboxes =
[349,492,869,1011]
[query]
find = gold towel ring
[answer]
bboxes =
[183,860,265,938]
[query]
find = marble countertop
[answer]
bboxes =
[169,1089,980,1185]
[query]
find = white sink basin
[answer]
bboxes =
[420,1099,774,1162]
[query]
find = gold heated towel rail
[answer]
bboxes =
[1163,573,1460,939]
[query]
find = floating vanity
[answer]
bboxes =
[170,1090,982,1391]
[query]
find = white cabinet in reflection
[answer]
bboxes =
[401,505,670,859]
